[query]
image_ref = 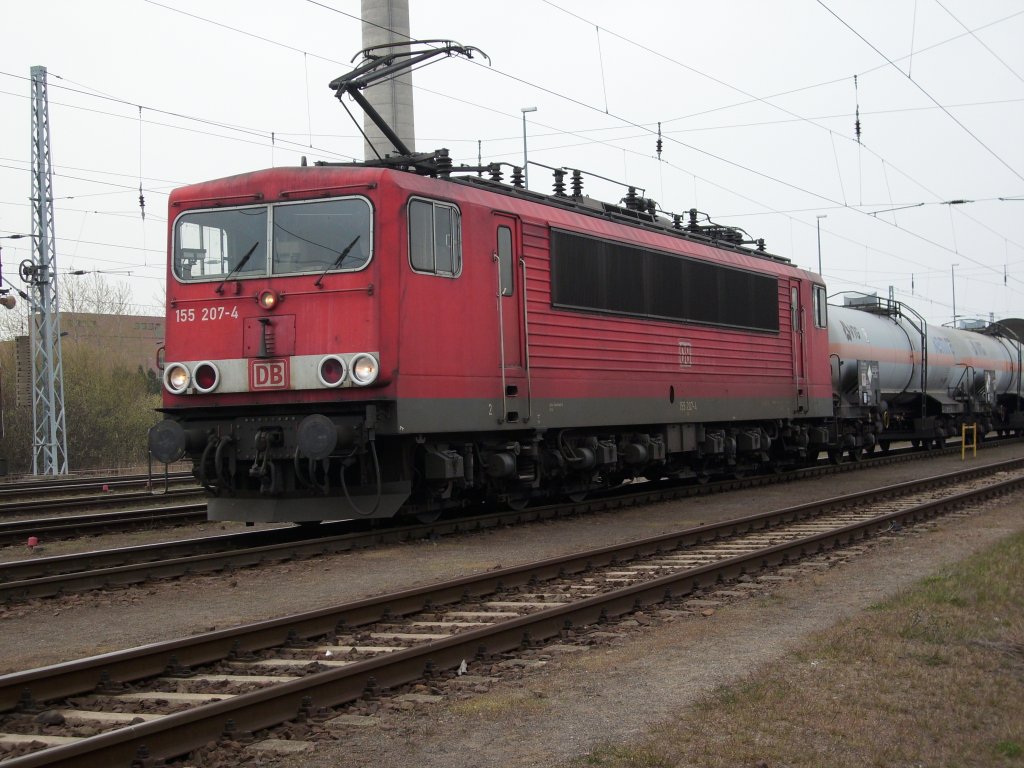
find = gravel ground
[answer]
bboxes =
[2,445,1022,766]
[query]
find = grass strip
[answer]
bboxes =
[575,532,1024,767]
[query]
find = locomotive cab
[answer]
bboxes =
[149,167,413,521]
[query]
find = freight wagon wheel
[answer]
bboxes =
[566,491,588,503]
[827,448,845,465]
[878,440,891,454]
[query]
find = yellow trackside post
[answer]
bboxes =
[961,423,977,460]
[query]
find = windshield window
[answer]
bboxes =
[273,198,371,275]
[173,197,372,282]
[174,207,267,281]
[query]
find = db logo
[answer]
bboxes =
[249,358,289,390]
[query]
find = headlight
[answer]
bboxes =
[164,363,191,394]
[193,361,220,393]
[318,355,348,387]
[350,353,379,386]
[258,289,279,310]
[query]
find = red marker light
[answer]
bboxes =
[318,356,347,387]
[193,362,219,393]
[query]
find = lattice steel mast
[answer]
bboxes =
[28,65,68,475]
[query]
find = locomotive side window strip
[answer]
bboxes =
[549,229,779,332]
[409,198,462,277]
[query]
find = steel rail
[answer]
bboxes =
[0,472,193,497]
[1,463,1022,767]
[0,503,207,547]
[0,488,201,519]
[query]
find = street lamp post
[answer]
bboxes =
[816,215,827,275]
[951,263,958,327]
[521,106,537,190]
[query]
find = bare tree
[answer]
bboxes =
[0,298,28,341]
[60,272,136,315]
[0,272,139,341]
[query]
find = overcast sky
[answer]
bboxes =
[1,0,1022,327]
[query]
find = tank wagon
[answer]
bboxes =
[828,293,1023,456]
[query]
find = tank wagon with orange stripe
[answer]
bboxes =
[828,293,1023,455]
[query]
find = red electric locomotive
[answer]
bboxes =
[148,43,836,522]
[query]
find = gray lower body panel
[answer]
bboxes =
[384,396,834,435]
[207,480,412,522]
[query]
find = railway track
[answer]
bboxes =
[0,500,206,549]
[0,488,200,520]
[0,473,195,507]
[0,437,1007,545]
[0,441,1018,601]
[0,459,1021,767]
[0,472,192,500]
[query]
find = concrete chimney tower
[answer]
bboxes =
[360,0,416,160]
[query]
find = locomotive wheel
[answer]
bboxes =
[505,493,531,511]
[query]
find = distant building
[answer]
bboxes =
[58,312,165,372]
[4,312,164,407]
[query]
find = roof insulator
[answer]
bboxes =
[435,148,452,178]
[553,168,567,197]
[571,169,583,197]
[624,187,640,210]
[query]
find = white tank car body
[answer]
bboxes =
[828,303,1021,410]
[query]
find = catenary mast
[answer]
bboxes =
[28,65,68,475]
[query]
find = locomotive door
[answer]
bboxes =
[790,279,809,413]
[493,214,529,424]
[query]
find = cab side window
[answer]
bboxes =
[497,225,513,296]
[813,285,828,328]
[409,198,462,277]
